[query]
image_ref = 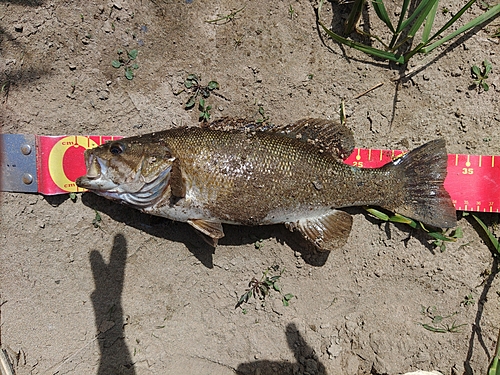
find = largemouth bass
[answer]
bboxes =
[76,118,457,250]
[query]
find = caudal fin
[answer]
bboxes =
[385,139,457,228]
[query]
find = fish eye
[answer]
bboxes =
[109,142,125,155]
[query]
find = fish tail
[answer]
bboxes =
[385,139,457,228]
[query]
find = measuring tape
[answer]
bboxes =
[0,134,498,213]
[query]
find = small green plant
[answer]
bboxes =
[461,293,475,307]
[92,210,102,228]
[289,4,296,19]
[364,207,462,251]
[256,105,270,124]
[178,74,219,122]
[471,59,492,92]
[317,0,500,64]
[420,306,466,333]
[236,266,295,310]
[112,49,139,80]
[198,98,212,122]
[206,6,245,24]
[430,227,463,252]
[69,192,77,202]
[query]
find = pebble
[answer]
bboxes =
[103,20,113,33]
[14,24,23,32]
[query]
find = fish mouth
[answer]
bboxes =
[75,153,110,190]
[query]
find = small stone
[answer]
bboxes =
[98,90,109,100]
[113,2,122,10]
[69,64,77,70]
[106,80,112,86]
[327,342,342,358]
[103,20,113,33]
[14,24,23,32]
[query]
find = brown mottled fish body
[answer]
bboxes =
[76,119,457,250]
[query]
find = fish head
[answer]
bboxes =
[76,138,174,206]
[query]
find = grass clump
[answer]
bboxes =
[317,0,500,65]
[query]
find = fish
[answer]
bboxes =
[76,118,457,250]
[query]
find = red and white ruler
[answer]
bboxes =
[1,134,498,213]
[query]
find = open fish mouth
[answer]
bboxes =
[75,152,115,191]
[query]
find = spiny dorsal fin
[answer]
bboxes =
[201,118,263,132]
[286,210,353,251]
[204,118,354,161]
[276,119,355,161]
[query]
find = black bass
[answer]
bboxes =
[76,118,457,250]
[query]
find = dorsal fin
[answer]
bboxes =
[276,119,355,160]
[201,118,264,132]
[203,118,354,160]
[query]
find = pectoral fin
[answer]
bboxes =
[170,158,186,198]
[286,210,353,251]
[188,219,225,247]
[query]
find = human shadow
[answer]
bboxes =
[236,323,327,375]
[90,234,136,375]
[81,193,331,269]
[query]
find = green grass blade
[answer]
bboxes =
[424,0,478,45]
[388,0,412,47]
[372,0,395,33]
[489,356,499,375]
[345,0,367,34]
[398,0,437,32]
[489,330,500,375]
[405,0,440,38]
[395,0,412,32]
[471,214,500,254]
[319,22,405,63]
[422,3,500,53]
[422,0,439,43]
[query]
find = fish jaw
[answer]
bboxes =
[76,151,121,192]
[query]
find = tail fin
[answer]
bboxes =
[385,139,457,228]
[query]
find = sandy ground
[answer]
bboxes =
[1,0,500,374]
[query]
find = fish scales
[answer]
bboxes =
[160,127,398,224]
[76,118,456,250]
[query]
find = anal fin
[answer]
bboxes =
[286,210,353,251]
[188,219,225,247]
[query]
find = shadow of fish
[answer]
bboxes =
[76,118,456,250]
